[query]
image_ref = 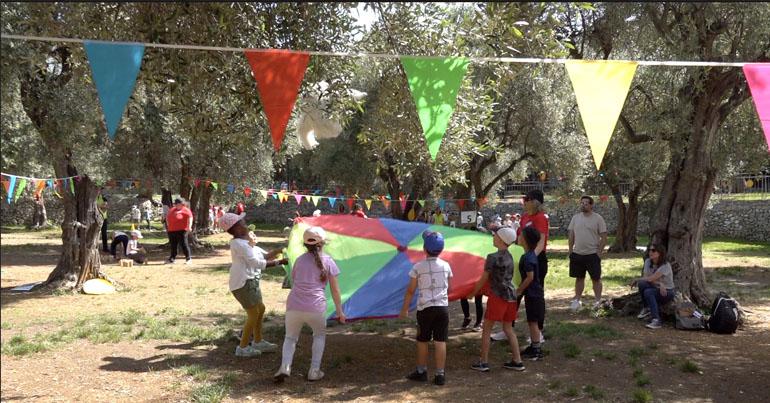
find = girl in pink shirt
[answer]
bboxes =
[274,226,345,383]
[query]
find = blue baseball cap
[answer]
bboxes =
[422,230,444,255]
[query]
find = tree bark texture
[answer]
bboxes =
[609,183,641,253]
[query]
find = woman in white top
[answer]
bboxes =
[630,243,676,329]
[219,213,288,357]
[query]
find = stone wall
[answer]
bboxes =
[244,196,770,242]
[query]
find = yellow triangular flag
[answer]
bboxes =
[364,199,372,211]
[407,207,416,221]
[310,196,320,206]
[565,60,637,170]
[131,223,135,231]
[259,190,268,199]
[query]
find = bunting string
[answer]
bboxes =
[0,34,752,67]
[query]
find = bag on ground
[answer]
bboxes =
[707,292,739,334]
[674,300,705,330]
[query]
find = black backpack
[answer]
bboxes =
[707,292,739,334]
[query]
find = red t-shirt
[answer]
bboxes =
[166,206,193,232]
[236,203,245,214]
[518,211,549,252]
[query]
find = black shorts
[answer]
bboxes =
[524,295,545,324]
[569,253,602,280]
[416,306,449,342]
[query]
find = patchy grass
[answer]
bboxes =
[583,384,605,400]
[189,371,237,403]
[547,321,621,340]
[179,364,209,382]
[680,359,701,374]
[1,309,229,356]
[563,386,580,398]
[631,388,653,403]
[592,350,617,361]
[561,342,581,359]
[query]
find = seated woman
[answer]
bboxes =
[126,230,147,264]
[629,243,676,329]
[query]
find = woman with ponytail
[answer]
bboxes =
[274,226,345,383]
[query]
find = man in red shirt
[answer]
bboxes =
[235,202,245,215]
[166,198,194,265]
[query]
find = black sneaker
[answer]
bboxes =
[406,370,428,382]
[461,317,471,329]
[433,374,446,386]
[521,346,543,361]
[503,361,526,371]
[470,361,490,372]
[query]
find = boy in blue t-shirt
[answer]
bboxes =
[518,226,545,360]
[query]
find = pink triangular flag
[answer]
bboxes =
[743,63,770,151]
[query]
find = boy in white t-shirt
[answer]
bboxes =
[399,230,453,386]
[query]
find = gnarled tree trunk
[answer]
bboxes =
[609,182,641,253]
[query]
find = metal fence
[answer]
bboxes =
[499,175,770,200]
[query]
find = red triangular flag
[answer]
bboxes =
[457,199,466,211]
[1,179,9,195]
[244,49,310,152]
[194,179,201,188]
[244,187,252,197]
[346,198,355,210]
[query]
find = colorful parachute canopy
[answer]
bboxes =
[286,216,524,321]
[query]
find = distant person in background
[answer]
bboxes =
[475,212,487,233]
[512,214,521,233]
[208,205,216,232]
[433,208,445,226]
[98,193,109,253]
[126,230,147,264]
[111,230,129,260]
[501,213,513,228]
[165,198,194,265]
[351,203,368,219]
[130,205,141,226]
[236,201,246,215]
[142,201,153,230]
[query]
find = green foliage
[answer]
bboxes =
[680,359,701,374]
[632,388,653,403]
[562,342,581,358]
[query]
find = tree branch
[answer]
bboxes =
[619,113,653,143]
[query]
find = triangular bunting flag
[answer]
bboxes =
[417,199,425,207]
[226,184,235,193]
[346,198,355,210]
[194,179,201,188]
[382,199,391,209]
[743,63,770,151]
[69,178,75,194]
[133,180,141,188]
[5,176,16,204]
[328,197,337,208]
[244,187,252,197]
[294,194,303,205]
[399,196,407,213]
[35,180,46,197]
[438,199,446,210]
[400,56,470,160]
[272,192,279,200]
[212,182,219,191]
[259,190,268,199]
[457,199,466,211]
[364,199,372,211]
[244,49,310,152]
[83,41,145,140]
[2,179,10,197]
[14,178,27,201]
[310,196,320,206]
[565,60,638,170]
[407,207,416,221]
[478,197,488,208]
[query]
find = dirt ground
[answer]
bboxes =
[1,229,769,402]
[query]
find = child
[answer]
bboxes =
[219,213,288,357]
[400,230,452,386]
[467,227,525,372]
[518,226,545,360]
[274,227,345,383]
[126,230,147,264]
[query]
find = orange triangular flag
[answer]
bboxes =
[244,49,310,152]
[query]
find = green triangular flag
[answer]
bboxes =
[14,178,27,201]
[68,178,75,194]
[211,182,218,191]
[400,56,469,160]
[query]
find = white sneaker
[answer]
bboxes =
[570,299,583,312]
[184,258,192,265]
[526,334,546,344]
[490,330,508,341]
[637,308,651,319]
[235,345,261,357]
[645,319,662,329]
[592,300,603,309]
[252,339,278,353]
[307,368,325,381]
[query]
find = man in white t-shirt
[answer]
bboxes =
[475,212,487,233]
[568,196,608,311]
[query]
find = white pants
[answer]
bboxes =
[280,310,327,373]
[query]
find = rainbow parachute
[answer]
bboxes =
[286,216,523,320]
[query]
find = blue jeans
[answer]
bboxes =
[638,281,675,320]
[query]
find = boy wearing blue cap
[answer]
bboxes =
[399,230,453,386]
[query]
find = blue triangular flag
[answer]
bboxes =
[6,175,16,204]
[438,199,446,210]
[328,197,337,208]
[84,41,145,140]
[226,184,235,193]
